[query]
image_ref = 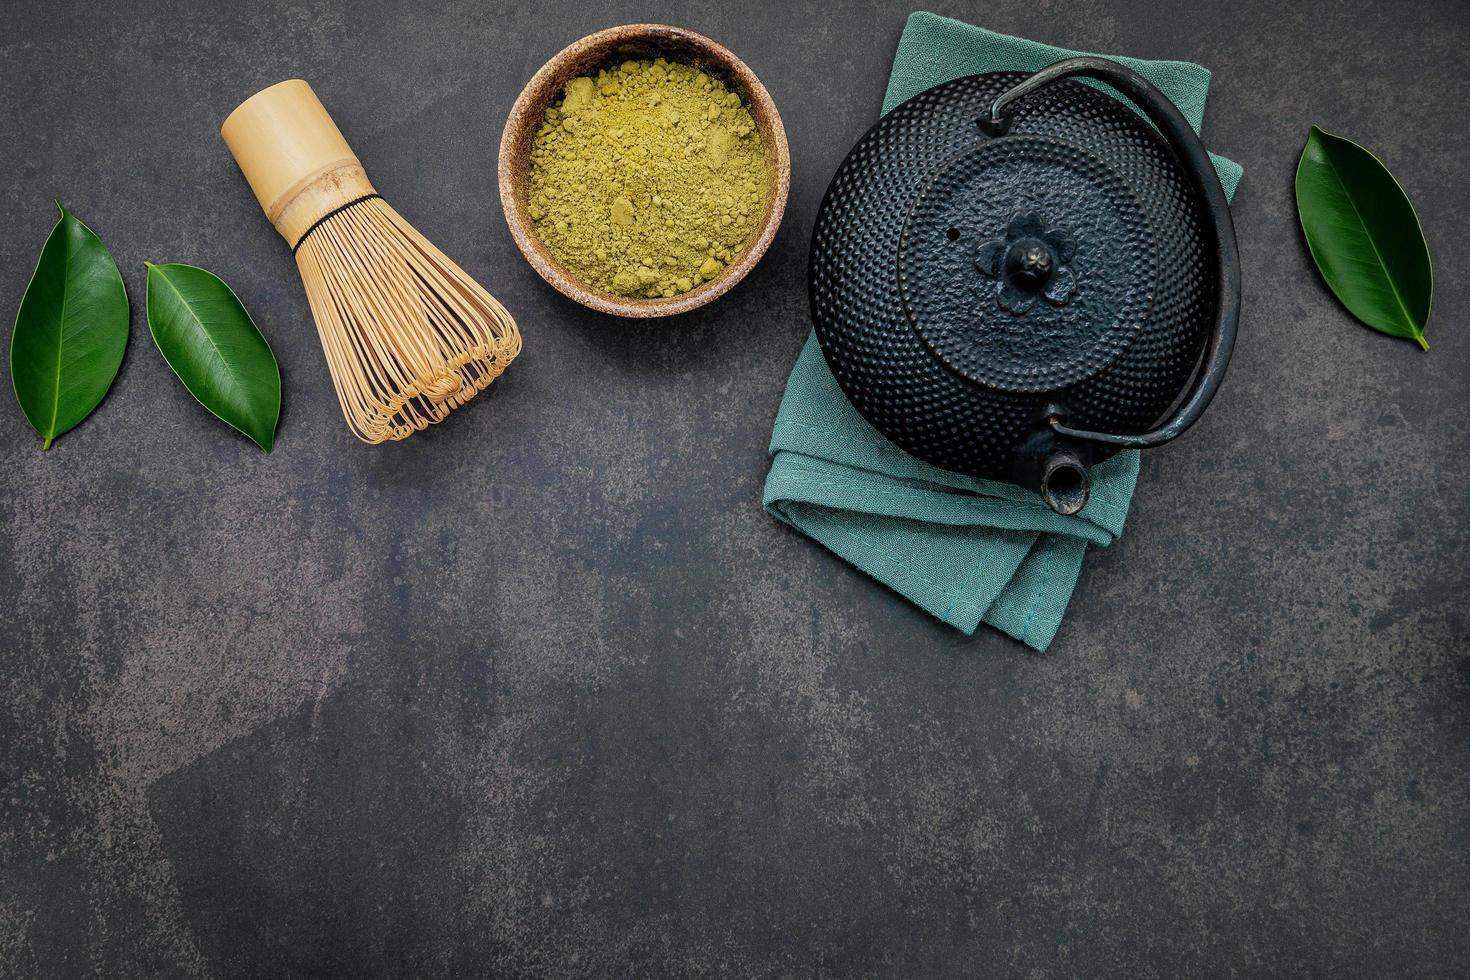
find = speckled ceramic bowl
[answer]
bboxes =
[498,23,791,318]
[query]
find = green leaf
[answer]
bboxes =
[10,204,129,449]
[144,262,280,452]
[1295,126,1434,351]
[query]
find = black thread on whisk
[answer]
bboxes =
[290,194,383,256]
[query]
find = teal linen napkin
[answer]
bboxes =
[764,12,1241,651]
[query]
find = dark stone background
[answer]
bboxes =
[2,1,1466,976]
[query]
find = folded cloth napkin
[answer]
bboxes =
[764,12,1241,651]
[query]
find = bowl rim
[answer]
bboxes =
[497,23,792,319]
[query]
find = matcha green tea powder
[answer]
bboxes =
[527,58,771,299]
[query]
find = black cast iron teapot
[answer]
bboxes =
[809,57,1240,514]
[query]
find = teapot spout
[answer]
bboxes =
[1014,432,1092,515]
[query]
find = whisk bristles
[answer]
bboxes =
[294,197,521,443]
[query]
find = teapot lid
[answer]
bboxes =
[809,58,1239,510]
[898,136,1156,392]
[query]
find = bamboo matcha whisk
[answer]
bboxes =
[221,79,520,443]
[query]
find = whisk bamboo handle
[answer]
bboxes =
[221,80,377,247]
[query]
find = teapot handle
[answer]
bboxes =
[988,57,1241,450]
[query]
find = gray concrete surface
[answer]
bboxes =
[2,1,1467,977]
